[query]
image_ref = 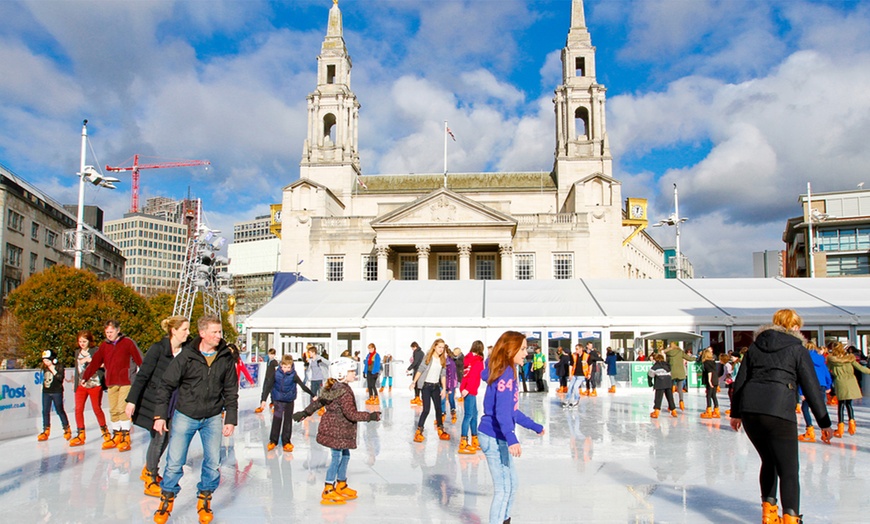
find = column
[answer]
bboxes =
[416,244,430,281]
[458,243,472,280]
[499,243,513,280]
[376,244,391,281]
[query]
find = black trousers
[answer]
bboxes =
[417,383,444,429]
[653,388,676,410]
[742,413,800,513]
[535,368,545,391]
[705,385,719,408]
[366,373,379,397]
[269,400,295,445]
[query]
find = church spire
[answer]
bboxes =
[571,0,586,29]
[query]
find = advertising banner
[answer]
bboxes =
[0,368,75,441]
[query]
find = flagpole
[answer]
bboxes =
[443,120,448,188]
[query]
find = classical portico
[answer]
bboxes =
[370,188,517,281]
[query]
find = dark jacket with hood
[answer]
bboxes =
[126,337,184,429]
[731,325,831,428]
[154,337,239,425]
[265,365,313,403]
[296,381,378,449]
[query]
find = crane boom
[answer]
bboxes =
[106,154,210,213]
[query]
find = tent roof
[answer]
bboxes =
[245,278,870,330]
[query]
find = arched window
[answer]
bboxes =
[323,113,337,145]
[574,107,589,139]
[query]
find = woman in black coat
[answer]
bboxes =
[125,316,190,496]
[730,309,833,524]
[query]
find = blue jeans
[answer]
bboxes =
[441,388,456,413]
[161,412,223,494]
[461,394,478,437]
[326,448,350,483]
[42,392,69,429]
[479,433,517,524]
[567,375,583,403]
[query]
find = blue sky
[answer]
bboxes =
[2,0,869,277]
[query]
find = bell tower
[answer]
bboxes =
[553,0,614,211]
[300,0,361,200]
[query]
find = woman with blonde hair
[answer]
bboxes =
[700,348,720,419]
[731,309,833,524]
[409,339,449,442]
[478,331,544,524]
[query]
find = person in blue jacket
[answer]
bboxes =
[478,331,545,524]
[264,354,314,452]
[797,342,832,443]
[363,343,382,405]
[605,347,619,393]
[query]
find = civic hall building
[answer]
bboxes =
[247,1,870,371]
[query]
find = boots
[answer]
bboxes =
[438,426,451,440]
[413,428,425,443]
[848,419,857,435]
[117,430,131,452]
[267,442,277,451]
[144,474,162,497]
[701,408,714,419]
[283,443,294,452]
[69,429,86,447]
[679,400,685,411]
[335,480,357,499]
[197,491,214,524]
[63,426,72,441]
[834,422,845,438]
[650,409,660,419]
[451,410,457,424]
[379,386,384,393]
[37,427,50,441]
[100,425,112,443]
[608,386,616,393]
[321,483,346,505]
[782,514,803,524]
[762,500,781,524]
[670,409,678,418]
[102,431,119,450]
[712,408,721,418]
[389,386,392,392]
[471,435,480,451]
[798,426,816,442]
[411,396,422,406]
[153,492,175,524]
[459,436,475,454]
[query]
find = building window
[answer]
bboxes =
[826,254,870,276]
[553,253,573,280]
[438,255,458,281]
[44,258,56,270]
[5,243,22,268]
[31,222,39,241]
[6,210,24,232]
[515,253,535,280]
[400,255,418,281]
[45,229,58,248]
[362,255,378,281]
[475,254,496,280]
[3,277,20,297]
[29,253,37,273]
[325,255,344,281]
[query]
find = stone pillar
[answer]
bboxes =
[416,244,430,281]
[458,243,472,280]
[376,244,391,281]
[499,243,513,280]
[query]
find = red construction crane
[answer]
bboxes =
[106,154,211,213]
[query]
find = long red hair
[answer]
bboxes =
[487,331,526,385]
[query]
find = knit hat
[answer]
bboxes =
[42,349,58,364]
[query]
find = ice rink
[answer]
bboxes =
[2,384,869,523]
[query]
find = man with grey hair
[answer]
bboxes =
[152,316,238,524]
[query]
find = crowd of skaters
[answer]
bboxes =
[33,310,870,524]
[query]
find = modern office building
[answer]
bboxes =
[0,163,125,306]
[276,0,664,283]
[783,188,870,278]
[228,215,280,324]
[753,250,784,278]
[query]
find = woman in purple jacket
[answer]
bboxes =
[478,331,545,524]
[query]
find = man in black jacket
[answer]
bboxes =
[255,348,278,413]
[152,316,239,524]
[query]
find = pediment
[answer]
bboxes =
[371,188,516,229]
[576,172,621,186]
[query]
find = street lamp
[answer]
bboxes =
[73,120,119,269]
[653,183,689,279]
[805,182,834,278]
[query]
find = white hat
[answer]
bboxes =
[330,357,357,381]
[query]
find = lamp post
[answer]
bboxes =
[654,183,689,279]
[73,120,119,269]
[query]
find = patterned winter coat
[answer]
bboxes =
[298,381,377,450]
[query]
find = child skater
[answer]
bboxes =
[38,349,71,441]
[410,339,450,442]
[458,340,485,454]
[264,355,315,452]
[648,353,678,418]
[700,348,720,419]
[293,357,380,505]
[798,343,832,442]
[379,354,393,393]
[478,331,544,524]
[827,342,870,437]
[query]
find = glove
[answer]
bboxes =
[292,411,307,423]
[369,411,381,422]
